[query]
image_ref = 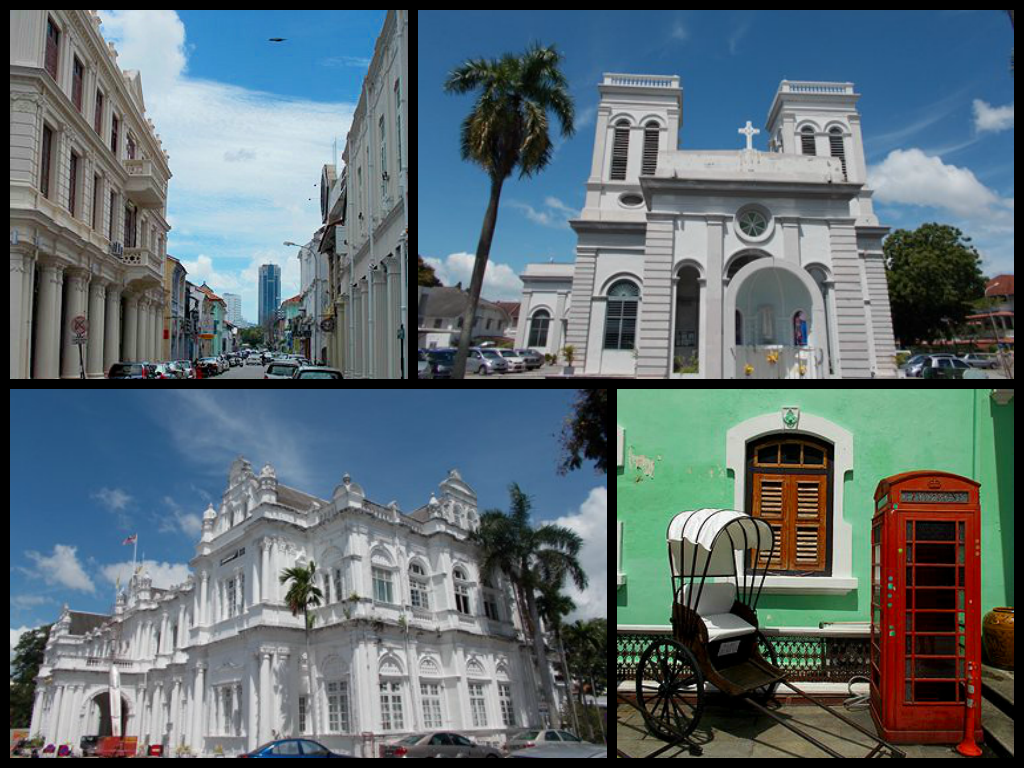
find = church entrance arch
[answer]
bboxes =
[83,689,131,738]
[725,258,828,379]
[672,264,703,374]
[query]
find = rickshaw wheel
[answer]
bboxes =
[749,631,781,704]
[636,638,705,741]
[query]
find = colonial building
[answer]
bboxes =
[31,460,550,757]
[320,9,410,378]
[521,74,898,379]
[10,9,172,379]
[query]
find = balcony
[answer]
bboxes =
[121,245,163,290]
[124,158,166,208]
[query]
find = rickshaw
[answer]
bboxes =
[634,508,905,757]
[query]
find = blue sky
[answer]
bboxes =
[95,10,388,323]
[419,10,1014,300]
[9,391,607,656]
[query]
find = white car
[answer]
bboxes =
[496,349,527,372]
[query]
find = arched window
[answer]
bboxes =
[829,127,847,180]
[527,310,550,347]
[746,435,833,575]
[801,126,816,156]
[641,121,659,175]
[604,280,640,350]
[610,119,630,180]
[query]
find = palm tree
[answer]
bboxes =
[280,561,324,741]
[473,483,588,727]
[443,44,575,378]
[536,581,580,735]
[563,619,607,744]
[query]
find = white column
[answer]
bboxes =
[10,251,34,379]
[86,280,107,378]
[200,573,209,626]
[123,295,139,362]
[33,263,64,379]
[138,299,151,361]
[192,663,206,755]
[276,650,291,736]
[252,548,261,605]
[258,650,272,745]
[60,269,89,379]
[247,662,259,752]
[47,685,65,745]
[30,687,45,735]
[170,678,182,748]
[261,540,271,604]
[104,287,121,373]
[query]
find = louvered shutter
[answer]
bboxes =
[610,126,629,180]
[830,130,847,180]
[751,474,785,568]
[642,127,659,175]
[792,475,826,570]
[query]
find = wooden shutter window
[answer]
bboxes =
[801,128,816,156]
[72,57,84,112]
[748,437,831,575]
[40,125,53,199]
[830,128,847,180]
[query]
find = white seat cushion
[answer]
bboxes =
[678,582,756,642]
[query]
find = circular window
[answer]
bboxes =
[734,205,774,244]
[619,193,644,208]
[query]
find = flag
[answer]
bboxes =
[122,534,137,546]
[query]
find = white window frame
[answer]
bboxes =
[617,425,624,467]
[617,521,626,586]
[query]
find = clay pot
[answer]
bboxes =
[982,607,1014,669]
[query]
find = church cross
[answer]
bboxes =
[739,121,761,151]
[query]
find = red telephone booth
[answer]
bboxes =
[870,470,982,744]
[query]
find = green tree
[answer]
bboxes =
[10,625,51,729]
[559,389,608,475]
[418,255,442,287]
[444,43,575,378]
[884,224,987,346]
[473,484,588,727]
[280,562,324,741]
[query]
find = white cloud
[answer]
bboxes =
[973,100,1014,133]
[551,487,608,622]
[508,196,580,230]
[423,253,524,301]
[96,10,355,324]
[25,544,96,594]
[869,148,1008,220]
[100,560,193,591]
[158,496,203,539]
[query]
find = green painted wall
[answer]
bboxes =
[616,390,1013,628]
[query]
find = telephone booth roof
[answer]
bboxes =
[667,508,773,578]
[873,470,980,499]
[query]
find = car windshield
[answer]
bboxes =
[480,350,501,358]
[298,372,341,378]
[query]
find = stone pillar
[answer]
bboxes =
[170,678,182,748]
[86,279,107,378]
[261,540,271,604]
[123,295,139,362]
[276,649,291,735]
[33,263,64,379]
[636,213,677,378]
[828,221,871,378]
[563,246,597,371]
[247,662,259,752]
[200,572,209,626]
[704,215,727,379]
[192,663,206,754]
[48,685,65,745]
[104,287,121,373]
[10,250,35,379]
[258,650,273,745]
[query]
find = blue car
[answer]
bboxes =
[238,739,357,758]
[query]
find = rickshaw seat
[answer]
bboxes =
[679,582,757,642]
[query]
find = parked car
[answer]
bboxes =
[380,732,503,758]
[920,356,970,379]
[507,730,587,752]
[196,357,221,377]
[496,349,527,372]
[238,738,357,758]
[107,362,149,379]
[508,745,607,758]
[421,350,454,379]
[265,361,300,380]
[467,348,508,375]
[961,353,997,369]
[246,355,263,365]
[293,366,343,379]
[515,349,545,370]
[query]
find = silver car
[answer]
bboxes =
[468,348,508,375]
[380,732,503,758]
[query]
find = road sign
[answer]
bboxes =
[71,315,89,345]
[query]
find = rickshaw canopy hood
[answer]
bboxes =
[667,508,774,578]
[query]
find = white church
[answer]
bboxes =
[519,74,898,379]
[30,459,553,757]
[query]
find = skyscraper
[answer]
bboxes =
[258,264,281,326]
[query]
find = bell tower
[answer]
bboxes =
[582,74,683,215]
[765,81,867,185]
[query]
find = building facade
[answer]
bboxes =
[258,264,281,329]
[517,264,575,358]
[523,74,898,379]
[321,9,409,378]
[11,9,172,378]
[31,460,550,757]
